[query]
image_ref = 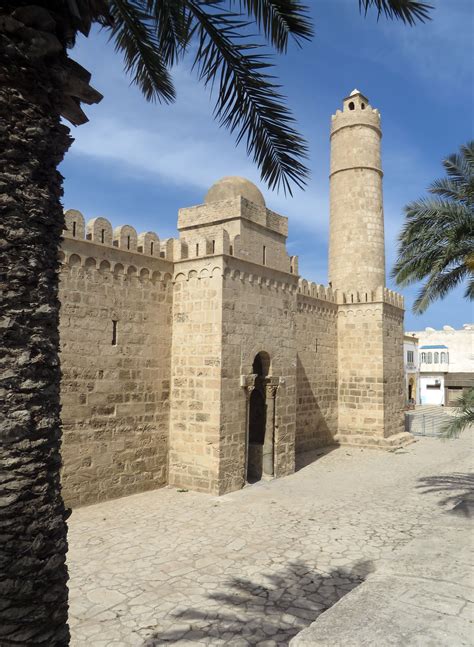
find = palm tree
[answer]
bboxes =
[0,1,432,644]
[441,388,474,439]
[392,141,474,313]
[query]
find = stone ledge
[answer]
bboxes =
[334,432,415,450]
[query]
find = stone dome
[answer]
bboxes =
[205,176,265,207]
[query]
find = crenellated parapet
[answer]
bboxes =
[335,286,404,309]
[297,278,336,303]
[63,209,171,258]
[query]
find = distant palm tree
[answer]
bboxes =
[392,141,474,313]
[0,1,432,643]
[441,388,474,439]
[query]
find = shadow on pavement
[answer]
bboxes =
[417,472,474,515]
[143,559,374,645]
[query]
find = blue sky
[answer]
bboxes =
[61,0,473,331]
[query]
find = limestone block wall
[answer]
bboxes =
[168,260,224,494]
[295,282,338,454]
[178,197,291,273]
[336,302,385,445]
[382,304,405,438]
[220,260,298,492]
[59,212,174,507]
[335,289,405,447]
[329,99,386,293]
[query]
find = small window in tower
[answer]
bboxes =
[72,221,77,237]
[196,243,199,256]
[150,241,154,255]
[348,101,355,110]
[212,240,216,253]
[112,320,118,346]
[263,246,267,265]
[229,245,233,256]
[361,102,366,110]
[101,229,105,243]
[127,235,130,250]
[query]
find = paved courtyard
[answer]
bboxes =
[68,435,473,646]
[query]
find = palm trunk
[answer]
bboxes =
[0,16,73,646]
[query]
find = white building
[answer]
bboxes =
[406,325,474,406]
[403,334,419,405]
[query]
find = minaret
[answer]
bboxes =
[328,90,385,293]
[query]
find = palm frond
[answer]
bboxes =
[232,0,313,52]
[108,0,176,102]
[144,0,193,66]
[359,0,432,25]
[393,141,474,313]
[440,388,474,439]
[443,149,473,188]
[430,178,470,203]
[412,264,468,313]
[186,1,309,193]
[461,141,474,171]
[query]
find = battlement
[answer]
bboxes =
[63,209,239,265]
[331,89,381,137]
[335,287,404,309]
[63,208,175,256]
[178,197,288,237]
[297,278,337,303]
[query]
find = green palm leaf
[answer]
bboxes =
[109,0,176,102]
[441,388,474,439]
[392,142,474,313]
[359,0,432,25]
[187,1,309,193]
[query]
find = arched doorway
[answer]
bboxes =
[247,352,271,482]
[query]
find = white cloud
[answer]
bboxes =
[377,1,473,91]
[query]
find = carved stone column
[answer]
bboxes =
[263,380,279,477]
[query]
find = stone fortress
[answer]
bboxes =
[58,90,411,508]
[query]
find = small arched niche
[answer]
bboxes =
[252,351,270,378]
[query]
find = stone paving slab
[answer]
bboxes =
[291,523,474,646]
[67,435,474,646]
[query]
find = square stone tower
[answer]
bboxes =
[168,181,298,494]
[329,90,411,448]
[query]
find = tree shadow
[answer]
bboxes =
[143,559,374,645]
[417,472,474,516]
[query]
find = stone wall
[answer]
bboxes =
[178,197,292,273]
[382,304,405,438]
[335,290,407,448]
[336,301,385,446]
[59,214,173,507]
[168,260,224,494]
[295,291,338,454]
[220,261,299,492]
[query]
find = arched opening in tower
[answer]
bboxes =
[247,352,271,482]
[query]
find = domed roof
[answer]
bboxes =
[205,176,265,207]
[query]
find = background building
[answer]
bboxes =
[406,325,474,406]
[403,334,419,406]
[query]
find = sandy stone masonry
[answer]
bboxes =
[58,90,412,507]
